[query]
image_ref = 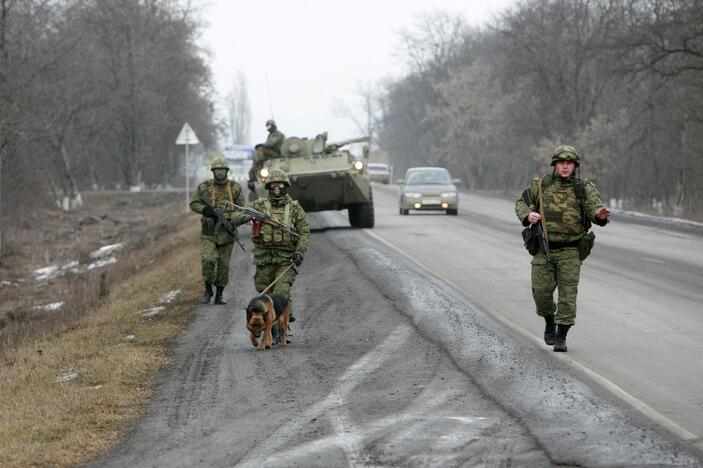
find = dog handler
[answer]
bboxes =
[190,157,246,305]
[234,169,310,323]
[515,145,610,352]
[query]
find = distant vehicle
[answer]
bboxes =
[367,163,391,184]
[223,145,254,185]
[398,167,460,216]
[253,132,375,228]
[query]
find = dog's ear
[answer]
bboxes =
[246,307,252,321]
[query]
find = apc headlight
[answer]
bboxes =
[353,160,364,171]
[260,168,270,178]
[441,192,457,198]
[405,192,422,198]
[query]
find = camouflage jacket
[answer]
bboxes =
[190,178,245,243]
[263,129,285,154]
[515,174,608,243]
[233,194,310,266]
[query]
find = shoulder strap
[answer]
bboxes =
[575,179,591,231]
[537,177,549,241]
[263,199,273,216]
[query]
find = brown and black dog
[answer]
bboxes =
[245,293,290,350]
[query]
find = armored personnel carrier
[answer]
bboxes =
[253,132,374,228]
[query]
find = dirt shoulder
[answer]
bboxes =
[0,191,202,467]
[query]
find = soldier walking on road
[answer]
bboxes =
[515,145,610,352]
[248,119,285,191]
[235,169,309,323]
[190,157,246,305]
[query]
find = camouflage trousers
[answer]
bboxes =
[531,248,582,326]
[200,237,234,288]
[254,263,298,318]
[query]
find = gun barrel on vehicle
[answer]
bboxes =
[324,136,370,152]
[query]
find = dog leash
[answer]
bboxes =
[261,262,295,295]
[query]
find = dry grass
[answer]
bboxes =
[0,221,201,467]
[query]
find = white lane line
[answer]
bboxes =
[264,388,473,464]
[641,257,665,264]
[238,325,413,467]
[363,229,700,443]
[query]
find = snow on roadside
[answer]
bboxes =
[159,289,181,304]
[86,256,117,270]
[32,242,125,282]
[89,242,124,259]
[56,369,79,383]
[33,302,65,312]
[34,261,79,281]
[140,306,166,318]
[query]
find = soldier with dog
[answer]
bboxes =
[234,169,310,326]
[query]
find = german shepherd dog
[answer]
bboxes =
[245,293,290,350]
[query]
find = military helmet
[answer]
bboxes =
[265,119,276,129]
[264,169,290,188]
[210,157,230,171]
[551,145,580,166]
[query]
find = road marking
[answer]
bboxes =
[238,325,412,467]
[641,257,665,264]
[363,228,700,443]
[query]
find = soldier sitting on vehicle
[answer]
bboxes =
[248,119,285,191]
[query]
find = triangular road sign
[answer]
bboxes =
[176,122,200,145]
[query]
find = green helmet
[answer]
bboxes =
[551,145,580,166]
[210,157,230,171]
[265,119,277,129]
[264,169,290,188]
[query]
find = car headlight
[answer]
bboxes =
[353,160,364,171]
[260,168,270,178]
[441,192,457,198]
[404,192,422,198]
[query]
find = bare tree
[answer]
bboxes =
[226,72,252,145]
[331,81,381,140]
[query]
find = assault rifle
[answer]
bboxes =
[224,201,300,240]
[522,190,556,283]
[200,196,246,252]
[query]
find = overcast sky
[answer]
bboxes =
[200,0,516,146]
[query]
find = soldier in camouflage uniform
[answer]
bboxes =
[515,145,610,351]
[247,119,285,191]
[190,157,246,305]
[234,169,310,322]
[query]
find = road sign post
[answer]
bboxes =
[175,122,200,212]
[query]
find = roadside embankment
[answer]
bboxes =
[0,214,201,467]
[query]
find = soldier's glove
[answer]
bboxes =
[247,180,256,191]
[291,252,304,267]
[202,205,218,218]
[240,215,255,225]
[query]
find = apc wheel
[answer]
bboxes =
[399,208,409,215]
[349,188,375,228]
[446,208,458,215]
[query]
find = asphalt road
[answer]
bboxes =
[89,185,703,467]
[369,183,703,449]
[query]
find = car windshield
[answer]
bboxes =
[406,170,450,185]
[368,164,389,172]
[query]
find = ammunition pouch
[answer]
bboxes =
[578,231,596,261]
[522,227,538,256]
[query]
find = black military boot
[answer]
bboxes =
[543,315,556,346]
[553,324,572,352]
[214,286,226,305]
[201,284,213,304]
